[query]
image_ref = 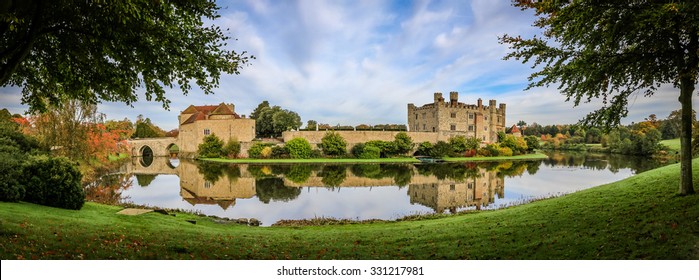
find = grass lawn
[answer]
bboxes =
[1,158,697,260]
[660,138,681,152]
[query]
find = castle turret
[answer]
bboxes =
[449,91,458,104]
[434,92,444,104]
[477,98,482,109]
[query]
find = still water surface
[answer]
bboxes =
[87,151,669,226]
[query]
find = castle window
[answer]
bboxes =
[204,181,211,189]
[450,124,456,131]
[432,127,436,132]
[415,114,418,120]
[485,115,488,120]
[450,184,456,191]
[204,128,211,135]
[469,113,474,119]
[468,125,474,131]
[422,124,426,130]
[484,126,487,131]
[451,112,456,118]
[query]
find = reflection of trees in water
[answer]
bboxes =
[284,165,313,183]
[542,151,667,174]
[196,161,241,183]
[255,178,301,203]
[84,173,132,205]
[319,165,347,187]
[350,164,413,187]
[135,174,157,186]
[496,161,530,178]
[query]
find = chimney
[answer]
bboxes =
[477,98,482,109]
[449,91,458,104]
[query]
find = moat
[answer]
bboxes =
[87,151,671,226]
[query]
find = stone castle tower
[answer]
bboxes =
[407,92,506,143]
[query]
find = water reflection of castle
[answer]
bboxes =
[124,157,515,213]
[408,170,504,213]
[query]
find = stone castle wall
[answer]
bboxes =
[407,92,506,143]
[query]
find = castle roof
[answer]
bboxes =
[510,125,521,133]
[180,103,240,125]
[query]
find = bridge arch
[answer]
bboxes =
[128,137,179,157]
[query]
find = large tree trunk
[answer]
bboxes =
[678,78,695,195]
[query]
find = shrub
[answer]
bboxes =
[261,146,273,158]
[310,149,323,158]
[480,143,501,157]
[393,132,414,155]
[197,134,224,158]
[498,147,513,157]
[320,132,347,156]
[285,138,312,159]
[248,142,273,158]
[414,141,433,156]
[524,135,540,151]
[23,156,84,210]
[0,150,25,202]
[366,140,397,158]
[430,141,452,158]
[500,135,528,155]
[350,143,366,158]
[359,145,381,159]
[270,145,289,159]
[222,138,241,158]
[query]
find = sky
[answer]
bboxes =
[1,0,697,131]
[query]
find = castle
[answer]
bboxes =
[129,92,506,158]
[176,103,255,157]
[407,92,506,143]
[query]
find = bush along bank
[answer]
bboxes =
[197,131,544,162]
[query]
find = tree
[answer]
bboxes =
[254,104,302,138]
[501,1,698,195]
[30,99,98,160]
[306,120,318,131]
[249,101,270,120]
[1,0,253,112]
[516,120,527,131]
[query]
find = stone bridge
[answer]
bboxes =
[127,137,179,157]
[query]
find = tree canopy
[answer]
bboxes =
[250,101,302,138]
[501,0,698,195]
[1,0,253,112]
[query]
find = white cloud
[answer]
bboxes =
[1,0,693,130]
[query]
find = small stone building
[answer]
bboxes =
[407,92,506,143]
[177,103,255,157]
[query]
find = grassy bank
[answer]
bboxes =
[660,138,681,153]
[201,152,547,164]
[1,158,697,259]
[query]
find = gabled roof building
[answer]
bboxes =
[177,103,255,157]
